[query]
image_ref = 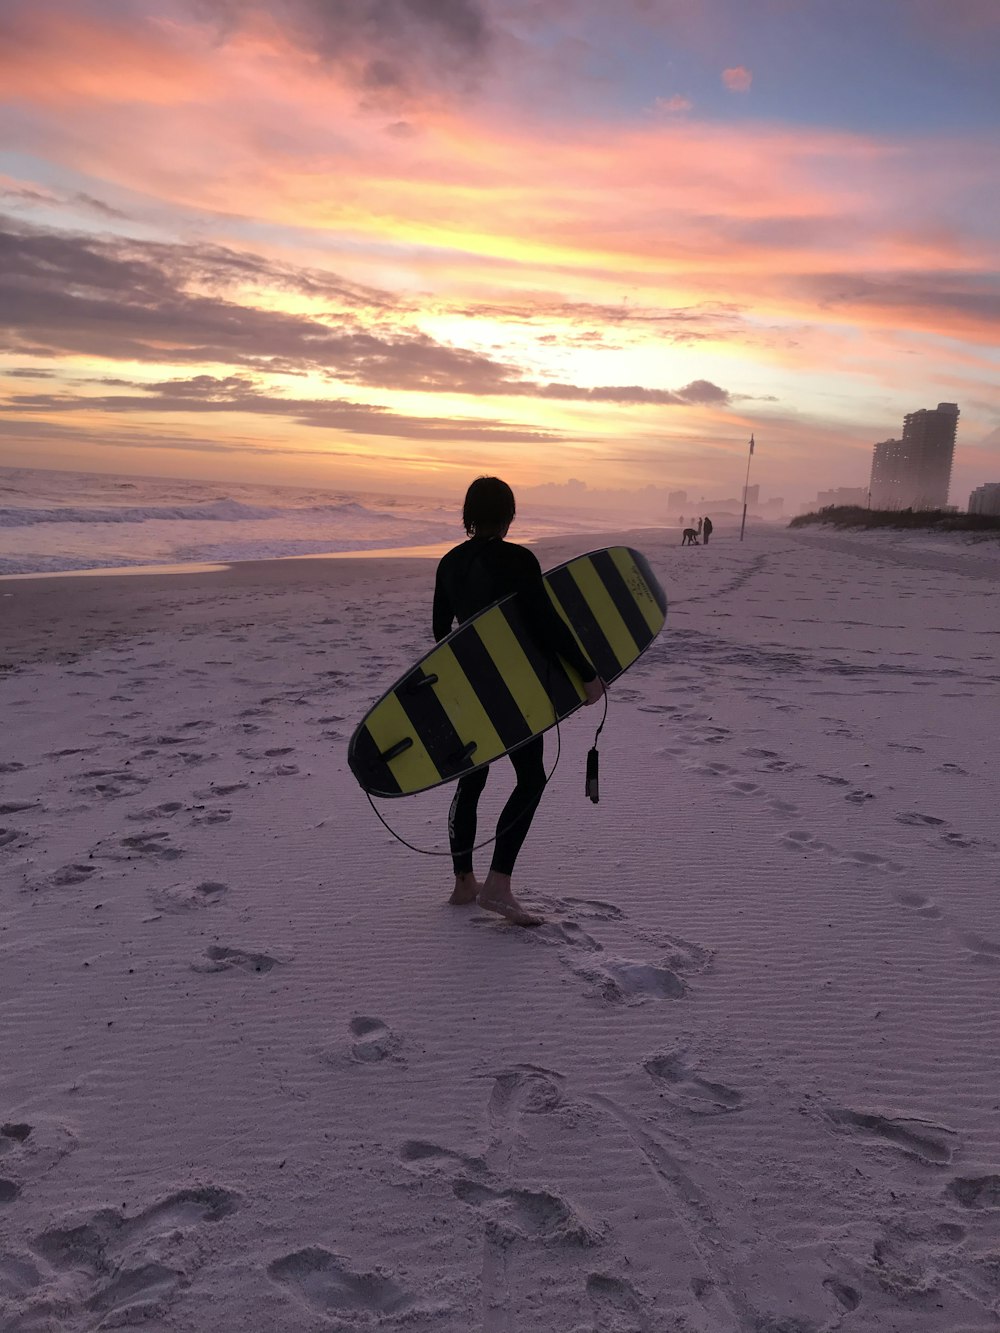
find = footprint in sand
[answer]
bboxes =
[72,771,150,800]
[47,864,98,887]
[194,782,248,799]
[959,933,1000,966]
[551,897,626,922]
[0,801,40,816]
[33,1185,239,1325]
[896,811,947,827]
[822,1276,862,1312]
[838,848,904,872]
[0,827,25,849]
[113,831,185,862]
[643,1050,744,1114]
[575,958,687,1003]
[347,1016,402,1064]
[399,1140,486,1176]
[191,807,233,825]
[946,1176,1000,1210]
[0,1119,78,1202]
[543,920,604,952]
[452,1177,599,1245]
[192,945,280,975]
[126,801,184,822]
[825,1108,957,1165]
[267,1247,413,1321]
[892,890,941,918]
[152,881,228,913]
[586,1272,650,1331]
[781,829,835,856]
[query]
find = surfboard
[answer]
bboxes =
[348,545,666,798]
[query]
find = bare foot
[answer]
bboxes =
[477,893,544,927]
[449,872,481,906]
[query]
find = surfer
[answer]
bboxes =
[433,477,605,927]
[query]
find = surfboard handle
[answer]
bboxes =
[403,672,439,692]
[380,737,414,762]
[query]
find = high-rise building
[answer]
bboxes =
[969,482,1000,516]
[667,489,687,511]
[868,403,959,509]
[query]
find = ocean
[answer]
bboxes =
[0,467,587,576]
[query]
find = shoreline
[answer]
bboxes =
[0,528,665,669]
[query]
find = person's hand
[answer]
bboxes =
[583,676,605,706]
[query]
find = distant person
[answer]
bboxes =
[432,477,605,927]
[681,527,699,545]
[702,516,713,545]
[696,517,703,536]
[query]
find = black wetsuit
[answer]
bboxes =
[433,537,596,876]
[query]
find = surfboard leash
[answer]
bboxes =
[362,715,564,859]
[361,675,609,859]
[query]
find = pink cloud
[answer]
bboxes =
[722,66,753,93]
[653,94,693,114]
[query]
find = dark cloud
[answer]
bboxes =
[535,378,730,406]
[205,0,494,102]
[801,270,1000,336]
[1,375,567,445]
[0,217,736,409]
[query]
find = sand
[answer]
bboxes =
[1,523,999,1332]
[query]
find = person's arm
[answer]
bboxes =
[512,549,598,683]
[432,562,454,641]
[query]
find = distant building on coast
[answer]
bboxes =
[667,489,687,511]
[969,482,1000,516]
[869,402,959,509]
[816,486,868,508]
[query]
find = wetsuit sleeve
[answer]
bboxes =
[513,550,598,682]
[432,560,454,641]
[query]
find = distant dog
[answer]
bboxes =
[681,528,700,545]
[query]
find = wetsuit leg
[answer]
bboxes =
[449,766,490,874]
[490,737,546,876]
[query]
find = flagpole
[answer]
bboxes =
[739,433,755,542]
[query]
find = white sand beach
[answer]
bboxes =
[2,523,999,1332]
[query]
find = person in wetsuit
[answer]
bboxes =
[432,477,605,926]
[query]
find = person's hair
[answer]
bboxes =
[462,476,515,535]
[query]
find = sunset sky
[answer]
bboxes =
[2,0,998,510]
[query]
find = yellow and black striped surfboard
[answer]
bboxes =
[348,546,666,798]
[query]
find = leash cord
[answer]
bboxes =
[363,679,609,860]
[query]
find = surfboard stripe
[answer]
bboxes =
[446,631,533,752]
[394,667,479,781]
[568,556,640,670]
[351,724,401,796]
[610,547,664,633]
[590,548,655,651]
[502,602,584,719]
[472,606,556,732]
[364,692,441,791]
[427,643,507,764]
[546,565,621,681]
